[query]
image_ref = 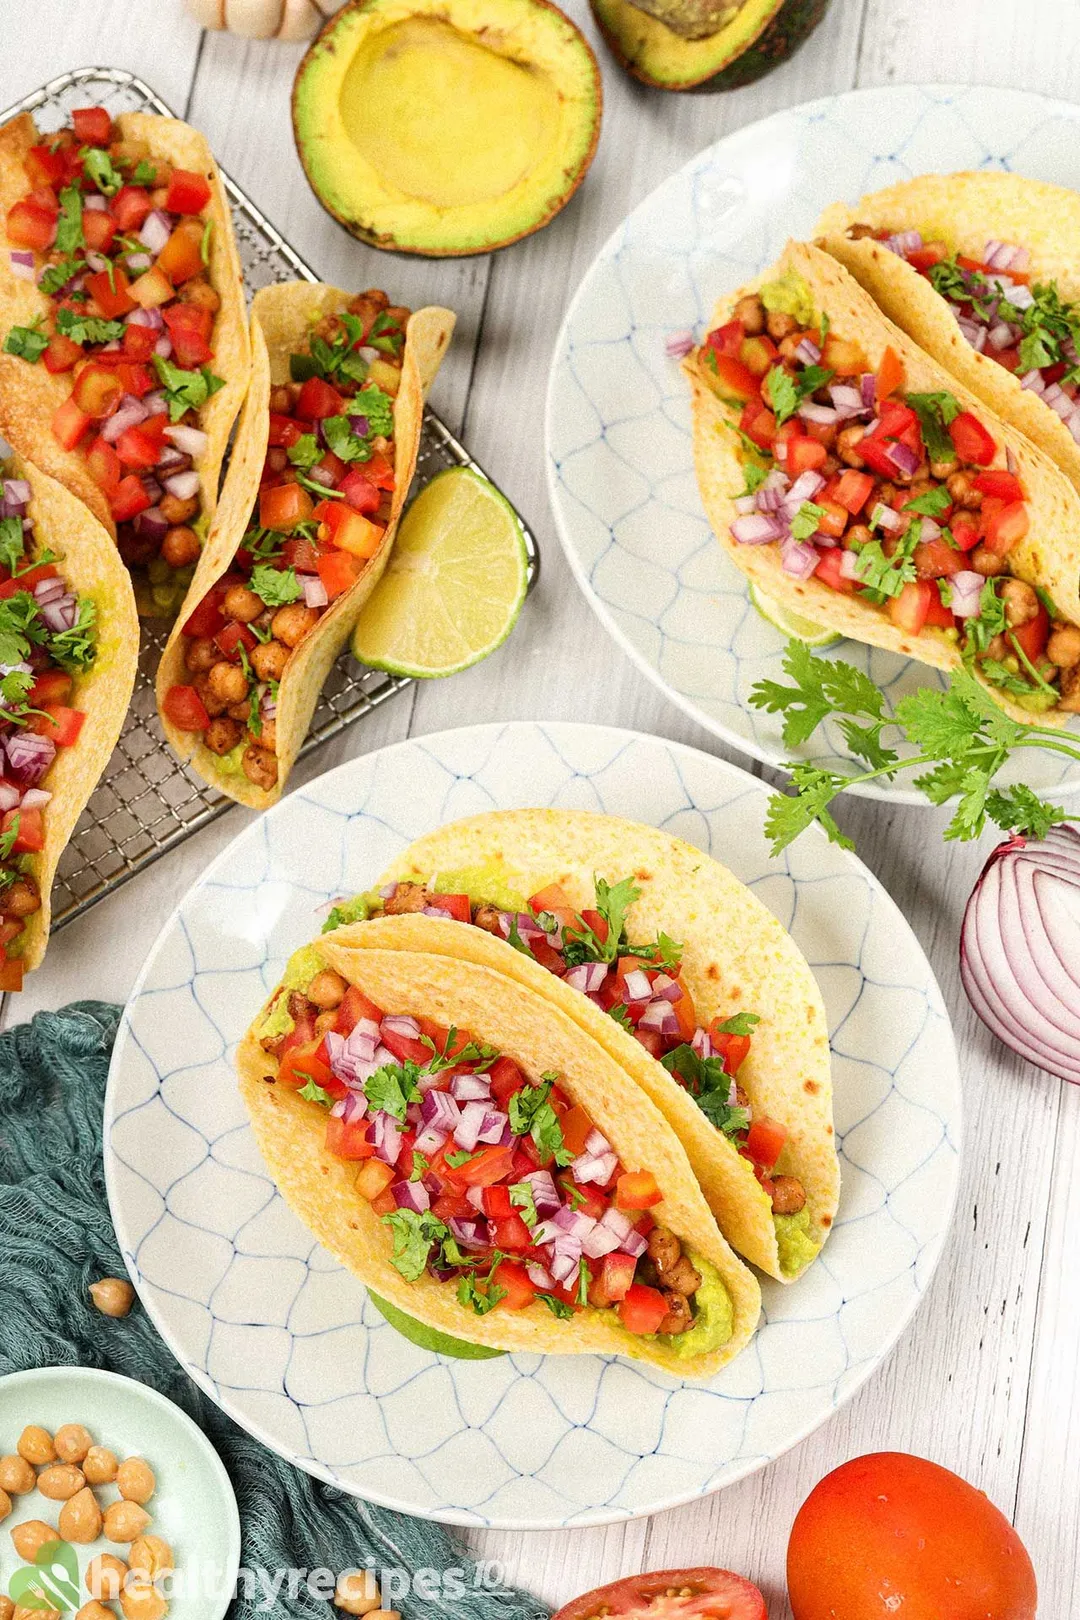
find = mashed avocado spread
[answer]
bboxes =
[657,1253,732,1357]
[760,272,815,328]
[257,945,324,1042]
[774,1208,819,1278]
[419,864,529,915]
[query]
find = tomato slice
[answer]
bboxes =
[709,1027,751,1075]
[378,1025,431,1065]
[25,144,66,189]
[427,891,470,923]
[317,501,383,559]
[445,1144,516,1187]
[552,1569,767,1620]
[491,1213,533,1253]
[82,208,117,253]
[355,1160,396,1202]
[27,705,85,747]
[488,1055,526,1106]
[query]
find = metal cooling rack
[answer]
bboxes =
[0,67,538,931]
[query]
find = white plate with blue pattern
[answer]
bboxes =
[105,723,960,1529]
[546,83,1080,805]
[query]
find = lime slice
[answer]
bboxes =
[749,582,839,647]
[368,1290,505,1359]
[351,466,528,677]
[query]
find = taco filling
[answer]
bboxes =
[2,104,223,609]
[161,290,409,795]
[328,874,809,1230]
[259,965,730,1347]
[845,226,1080,439]
[0,463,99,991]
[694,271,1079,714]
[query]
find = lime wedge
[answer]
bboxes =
[749,582,839,647]
[368,1290,505,1359]
[351,466,528,677]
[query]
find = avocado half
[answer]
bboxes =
[292,0,602,256]
[590,0,828,91]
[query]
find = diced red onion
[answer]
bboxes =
[650,972,682,1003]
[381,1014,421,1040]
[0,780,20,812]
[622,968,652,1003]
[885,440,920,476]
[449,1072,491,1102]
[734,494,757,515]
[564,961,607,993]
[134,507,169,546]
[1019,370,1044,393]
[691,1027,714,1059]
[453,1099,490,1152]
[301,576,328,610]
[448,1218,487,1251]
[138,210,172,255]
[781,538,821,580]
[38,595,78,633]
[839,549,861,581]
[526,1262,555,1290]
[391,1178,430,1214]
[949,570,985,617]
[829,384,866,418]
[787,471,826,505]
[421,904,454,920]
[639,997,679,1034]
[522,1169,560,1214]
[665,330,695,359]
[33,576,65,603]
[3,479,30,512]
[584,1128,610,1157]
[125,252,153,274]
[860,374,877,409]
[101,396,149,443]
[987,322,1014,352]
[84,250,109,274]
[572,1150,618,1186]
[413,1125,448,1157]
[164,422,208,459]
[348,415,370,439]
[330,1091,368,1126]
[600,1207,633,1242]
[549,1251,580,1286]
[155,446,186,472]
[83,194,107,212]
[983,239,1028,272]
[127,307,165,333]
[1004,284,1035,312]
[5,731,54,785]
[794,336,822,365]
[582,1222,622,1259]
[420,1090,461,1132]
[371,1111,403,1166]
[731,513,783,546]
[884,229,923,257]
[620,1229,648,1259]
[17,788,51,811]
[797,402,837,425]
[552,1206,596,1240]
[476,1109,508,1145]
[9,251,34,281]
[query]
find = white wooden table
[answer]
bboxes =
[4,1,1080,1613]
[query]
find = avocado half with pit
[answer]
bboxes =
[590,0,828,92]
[293,0,602,256]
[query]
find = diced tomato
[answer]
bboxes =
[744,1114,788,1171]
[492,1213,533,1253]
[0,956,24,994]
[618,1283,668,1336]
[260,482,313,531]
[923,588,957,630]
[339,466,381,515]
[29,705,85,747]
[267,413,303,448]
[6,199,57,250]
[949,410,996,465]
[28,670,72,707]
[295,377,344,421]
[317,501,383,559]
[528,883,575,924]
[279,536,319,574]
[786,435,828,478]
[278,1036,333,1091]
[121,322,157,363]
[835,469,875,515]
[809,546,851,595]
[214,621,257,663]
[951,515,980,553]
[156,222,204,285]
[710,354,759,404]
[378,1025,431,1065]
[115,422,164,470]
[72,106,112,145]
[109,474,151,523]
[993,347,1021,373]
[0,919,22,951]
[355,1160,396,1203]
[42,333,83,375]
[907,243,948,273]
[85,267,136,319]
[446,1144,516,1188]
[0,563,56,600]
[25,184,60,218]
[615,1169,662,1210]
[312,451,346,488]
[335,985,383,1034]
[705,319,745,360]
[816,499,848,541]
[738,396,777,452]
[972,469,1024,503]
[914,536,963,579]
[163,304,213,368]
[163,683,210,732]
[858,434,905,479]
[182,590,226,639]
[492,1260,538,1312]
[738,334,779,377]
[365,450,396,491]
[710,1026,751,1074]
[577,909,608,948]
[369,1187,398,1216]
[112,185,152,232]
[634,1027,664,1059]
[888,579,933,637]
[165,169,212,215]
[481,1185,512,1220]
[557,1105,593,1159]
[72,364,124,421]
[489,1056,525,1107]
[51,397,92,451]
[1009,600,1050,665]
[427,891,470,923]
[2,808,43,855]
[129,266,174,310]
[316,549,363,601]
[875,345,905,401]
[325,1114,374,1160]
[982,499,1029,557]
[25,144,67,188]
[589,1251,637,1307]
[81,208,117,253]
[430,1190,472,1224]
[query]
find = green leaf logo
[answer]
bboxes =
[8,1539,80,1612]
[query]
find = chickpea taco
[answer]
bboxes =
[818,173,1080,503]
[156,281,454,805]
[0,447,137,989]
[0,103,249,616]
[238,919,761,1376]
[314,808,837,1284]
[686,241,1080,720]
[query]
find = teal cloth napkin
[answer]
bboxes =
[0,1001,551,1620]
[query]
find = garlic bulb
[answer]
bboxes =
[186,0,345,39]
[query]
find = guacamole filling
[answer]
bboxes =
[695,270,1079,714]
[773,1207,818,1279]
[258,969,732,1348]
[162,289,410,796]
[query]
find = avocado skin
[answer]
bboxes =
[590,0,830,93]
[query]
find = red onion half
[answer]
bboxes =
[960,825,1080,1082]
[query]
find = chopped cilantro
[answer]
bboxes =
[152,356,225,423]
[368,311,405,356]
[56,306,125,346]
[457,1254,508,1316]
[81,147,122,195]
[904,485,952,517]
[249,563,301,608]
[54,185,84,255]
[538,1294,574,1319]
[445,1148,479,1170]
[765,364,833,427]
[661,1041,755,1136]
[739,462,770,498]
[38,257,86,296]
[508,1077,573,1167]
[131,159,158,186]
[791,501,827,542]
[509,1181,538,1228]
[364,1060,422,1123]
[856,523,921,601]
[200,217,213,267]
[322,414,373,464]
[47,597,97,672]
[3,323,48,363]
[383,1209,450,1282]
[353,385,394,439]
[297,1078,334,1106]
[286,434,321,471]
[906,392,961,463]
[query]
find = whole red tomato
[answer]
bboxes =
[553,1568,767,1620]
[787,1453,1037,1619]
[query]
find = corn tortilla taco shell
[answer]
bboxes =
[0,111,249,545]
[11,452,139,972]
[354,807,837,1282]
[156,281,454,808]
[237,932,761,1376]
[817,172,1080,498]
[686,240,1080,724]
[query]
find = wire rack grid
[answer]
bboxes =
[0,66,538,933]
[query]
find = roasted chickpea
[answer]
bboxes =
[120,1582,167,1620]
[117,1458,155,1506]
[770,1174,808,1214]
[77,1604,117,1620]
[334,1571,382,1614]
[0,1456,36,1494]
[11,1520,59,1560]
[970,544,1005,577]
[83,1445,119,1485]
[161,526,200,568]
[2,879,41,918]
[86,1553,129,1601]
[54,1424,93,1464]
[207,662,249,704]
[1001,577,1039,627]
[191,672,227,718]
[766,310,798,342]
[307,970,347,1010]
[257,717,277,752]
[60,1486,104,1545]
[777,331,806,362]
[16,1425,55,1465]
[103,1500,151,1543]
[0,1489,10,1524]
[89,1278,135,1318]
[221,584,263,623]
[0,1596,13,1620]
[204,716,243,756]
[185,637,219,675]
[158,493,198,526]
[242,744,278,792]
[269,386,291,414]
[946,470,982,510]
[271,603,319,648]
[836,425,866,467]
[38,1464,85,1501]
[843,524,873,551]
[179,276,220,313]
[251,639,289,681]
[664,1255,702,1296]
[128,1536,173,1580]
[1048,625,1080,668]
[314,1010,336,1036]
[929,458,956,480]
[732,294,765,336]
